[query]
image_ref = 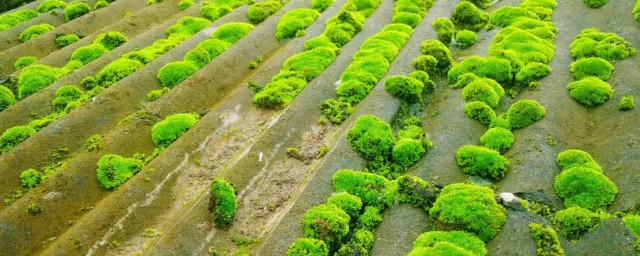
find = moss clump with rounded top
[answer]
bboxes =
[455,145,509,179]
[94,0,109,9]
[582,0,608,8]
[448,56,512,84]
[430,183,506,241]
[413,231,487,256]
[0,126,36,153]
[284,47,337,82]
[20,169,42,188]
[184,47,211,68]
[570,57,613,81]
[275,8,320,40]
[319,99,353,124]
[455,30,477,49]
[303,203,350,251]
[18,64,59,99]
[287,238,329,256]
[464,101,496,125]
[247,0,282,24]
[556,149,602,172]
[55,34,80,48]
[211,22,254,44]
[0,10,40,32]
[566,77,613,107]
[432,18,454,45]
[93,31,128,50]
[96,154,143,189]
[452,1,488,32]
[346,115,395,163]
[14,56,37,70]
[569,29,636,61]
[166,16,212,39]
[419,39,453,76]
[151,113,199,148]
[64,2,91,21]
[480,127,514,153]
[70,44,109,65]
[506,99,545,129]
[515,62,551,87]
[0,86,16,111]
[619,95,635,110]
[332,169,394,209]
[489,6,538,27]
[209,179,237,227]
[554,167,617,210]
[409,242,474,256]
[96,58,144,86]
[413,55,438,76]
[552,207,604,241]
[392,138,426,168]
[178,0,194,10]
[157,61,199,88]
[394,175,437,209]
[19,23,54,42]
[36,0,67,13]
[529,222,565,256]
[384,75,424,103]
[327,192,363,219]
[52,85,84,112]
[461,78,505,108]
[311,0,334,12]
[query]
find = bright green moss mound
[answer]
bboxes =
[515,62,551,87]
[635,1,640,23]
[0,86,16,111]
[210,179,237,227]
[93,31,128,50]
[275,8,320,40]
[480,127,514,153]
[413,231,487,256]
[464,101,496,125]
[419,39,453,76]
[17,64,59,99]
[452,1,488,32]
[623,215,640,249]
[569,28,636,61]
[0,125,35,153]
[506,99,546,129]
[392,0,433,28]
[55,34,80,48]
[311,0,335,12]
[96,58,145,86]
[619,95,635,110]
[179,0,194,10]
[52,85,84,112]
[212,22,254,43]
[489,6,538,27]
[455,145,509,179]
[20,169,42,188]
[448,56,512,84]
[554,167,617,210]
[552,207,605,241]
[461,78,505,108]
[455,30,477,49]
[465,0,493,9]
[14,56,37,70]
[529,222,565,256]
[393,175,436,209]
[64,2,91,21]
[36,0,67,13]
[582,0,608,8]
[247,0,282,24]
[331,169,394,209]
[283,47,337,81]
[392,138,426,169]
[430,183,506,241]
[0,10,40,32]
[151,113,199,148]
[287,238,329,256]
[96,154,143,189]
[384,75,424,103]
[200,0,245,21]
[326,192,362,219]
[303,203,350,251]
[94,0,109,9]
[566,77,613,107]
[409,242,474,256]
[19,23,54,42]
[346,115,395,163]
[157,61,199,88]
[556,149,602,172]
[70,44,109,65]
[570,57,613,81]
[432,18,454,45]
[166,16,212,40]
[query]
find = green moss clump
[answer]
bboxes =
[211,22,254,44]
[55,34,80,48]
[515,62,551,87]
[94,0,109,9]
[464,0,493,9]
[455,30,477,49]
[19,23,54,42]
[529,222,565,256]
[96,58,144,86]
[303,203,350,251]
[419,39,453,76]
[464,101,496,125]
[157,61,199,88]
[619,95,635,110]
[287,238,329,256]
[452,1,488,32]
[448,56,512,84]
[412,231,486,256]
[554,167,617,210]
[566,77,613,107]
[275,8,320,40]
[20,169,43,188]
[96,154,143,189]
[319,99,353,124]
[64,2,91,21]
[455,145,509,179]
[506,99,545,129]
[392,138,426,168]
[70,44,109,65]
[0,10,40,32]
[253,77,307,109]
[461,78,505,108]
[0,86,16,111]
[0,126,36,153]
[18,64,59,99]
[623,215,640,250]
[311,0,334,12]
[393,175,437,209]
[552,207,605,241]
[384,75,424,103]
[489,6,538,27]
[247,0,282,24]
[635,1,640,23]
[569,29,636,61]
[358,206,382,230]
[200,0,244,21]
[570,57,613,81]
[93,31,128,50]
[36,0,67,13]
[582,0,608,8]
[151,113,199,148]
[556,149,602,172]
[332,170,394,209]
[346,115,395,164]
[52,85,84,112]
[413,55,439,76]
[432,18,455,45]
[14,56,37,70]
[178,0,194,10]
[409,242,474,256]
[210,179,237,227]
[326,192,363,219]
[430,183,506,241]
[166,16,212,39]
[480,127,514,153]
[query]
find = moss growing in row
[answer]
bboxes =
[452,1,488,32]
[569,28,636,61]
[0,126,35,153]
[464,101,496,125]
[412,231,486,256]
[384,75,424,103]
[432,18,454,45]
[0,10,40,32]
[506,99,546,129]
[51,85,84,112]
[332,169,394,209]
[327,192,362,219]
[430,183,506,241]
[96,58,145,86]
[200,0,245,21]
[287,238,329,256]
[157,61,199,88]
[456,145,509,179]
[448,56,512,85]
[311,0,334,12]
[566,77,613,107]
[619,95,635,110]
[554,167,617,210]
[151,113,199,148]
[94,0,109,9]
[64,2,91,21]
[275,8,320,40]
[209,179,237,227]
[36,0,67,13]
[96,154,144,189]
[556,149,602,172]
[570,57,613,81]
[480,127,514,153]
[247,0,282,24]
[393,175,437,209]
[346,115,395,163]
[489,6,538,27]
[0,86,16,111]
[455,30,477,49]
[19,23,54,42]
[14,56,37,70]
[461,78,505,108]
[392,0,433,28]
[582,0,608,8]
[93,31,128,50]
[55,34,80,48]
[529,222,565,256]
[70,44,110,65]
[552,207,605,241]
[623,215,640,250]
[20,169,42,188]
[178,0,194,10]
[17,64,59,99]
[303,203,350,252]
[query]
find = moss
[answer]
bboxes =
[489,6,538,27]
[554,167,617,210]
[432,18,454,45]
[212,22,254,44]
[570,29,636,61]
[197,38,232,58]
[464,101,496,125]
[70,44,109,65]
[253,78,306,109]
[36,0,66,13]
[14,56,37,70]
[413,231,486,256]
[582,0,608,8]
[247,0,282,24]
[420,39,453,75]
[166,16,212,39]
[635,1,640,23]
[0,10,40,32]
[556,149,602,172]
[332,169,394,209]
[20,169,42,188]
[80,76,97,90]
[346,115,396,163]
[452,1,488,32]
[287,238,329,256]
[157,61,199,88]
[96,154,143,189]
[64,2,91,21]
[96,58,144,86]
[303,203,350,252]
[184,47,211,69]
[393,175,437,209]
[0,86,16,111]
[409,70,434,93]
[311,0,334,12]
[488,28,556,66]
[461,78,505,108]
[200,0,244,21]
[506,99,545,129]
[93,31,128,50]
[55,34,80,48]
[178,0,194,10]
[276,8,320,40]
[392,0,431,27]
[94,0,109,9]
[19,23,54,42]
[210,179,237,227]
[151,113,199,148]
[430,183,506,241]
[455,145,509,179]
[619,95,635,110]
[480,127,514,153]
[0,126,36,153]
[566,77,613,107]
[455,30,477,49]
[17,64,59,98]
[392,138,425,168]
[52,85,84,112]
[448,56,512,84]
[304,36,337,51]
[570,57,613,81]
[319,99,353,124]
[326,192,363,219]
[515,62,551,87]
[358,206,382,230]
[412,55,438,76]
[384,75,424,103]
[529,222,565,256]
[552,207,605,241]
[409,242,474,256]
